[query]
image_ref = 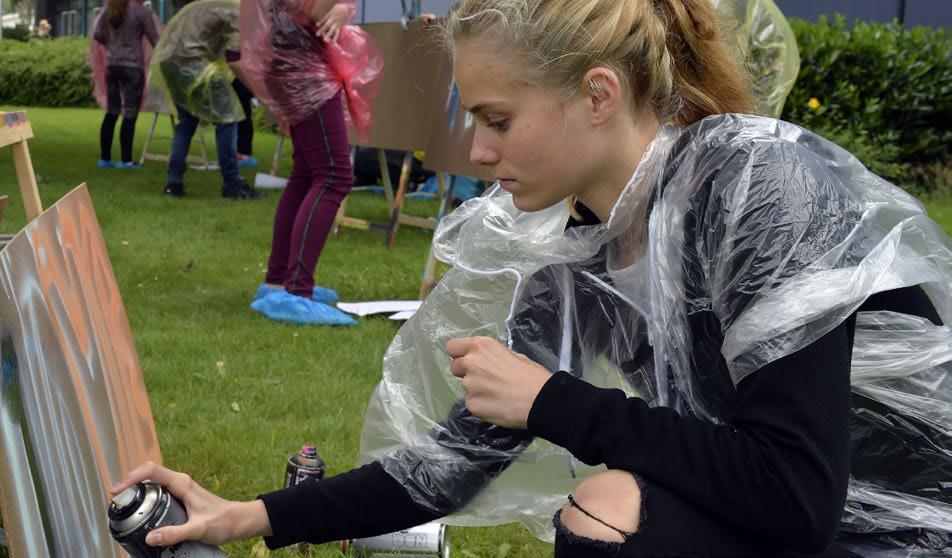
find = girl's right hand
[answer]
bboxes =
[110,461,272,547]
[314,3,350,43]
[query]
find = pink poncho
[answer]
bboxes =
[240,0,383,138]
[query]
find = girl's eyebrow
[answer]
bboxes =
[463,101,506,115]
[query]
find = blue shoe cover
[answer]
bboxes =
[97,159,115,169]
[116,161,142,170]
[310,285,339,304]
[254,283,339,305]
[238,156,259,169]
[250,290,356,325]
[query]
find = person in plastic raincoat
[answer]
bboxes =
[152,0,262,199]
[113,0,950,556]
[716,0,800,118]
[91,0,160,169]
[242,0,383,325]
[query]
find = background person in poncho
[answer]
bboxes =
[113,0,951,556]
[91,0,160,169]
[242,0,383,325]
[152,0,262,200]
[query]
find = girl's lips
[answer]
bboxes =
[498,179,516,190]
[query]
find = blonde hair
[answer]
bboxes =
[445,0,755,126]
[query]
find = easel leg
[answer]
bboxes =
[272,133,285,176]
[12,140,43,221]
[386,151,414,249]
[377,148,395,208]
[139,113,159,165]
[419,174,456,299]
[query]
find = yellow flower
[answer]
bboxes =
[807,97,821,110]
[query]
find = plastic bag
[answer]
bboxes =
[239,0,383,136]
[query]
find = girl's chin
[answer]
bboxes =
[511,193,559,213]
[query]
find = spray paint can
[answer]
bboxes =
[283,444,326,553]
[107,481,227,558]
[284,444,326,488]
[341,522,449,558]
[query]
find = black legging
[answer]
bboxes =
[232,78,254,156]
[100,65,145,163]
[99,113,137,163]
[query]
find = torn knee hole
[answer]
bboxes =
[558,502,628,544]
[558,471,642,543]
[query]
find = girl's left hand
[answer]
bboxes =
[315,3,349,43]
[446,337,552,429]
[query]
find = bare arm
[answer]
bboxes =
[308,0,337,21]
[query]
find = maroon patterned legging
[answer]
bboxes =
[265,92,353,297]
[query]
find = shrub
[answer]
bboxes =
[0,37,94,106]
[783,16,951,190]
[2,25,31,41]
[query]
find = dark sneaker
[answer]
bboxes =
[222,179,264,200]
[163,183,185,197]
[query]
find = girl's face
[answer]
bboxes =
[453,39,615,213]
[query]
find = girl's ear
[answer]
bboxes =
[583,67,624,125]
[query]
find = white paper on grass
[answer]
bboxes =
[255,172,288,189]
[388,310,417,321]
[337,300,422,317]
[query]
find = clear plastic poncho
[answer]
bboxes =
[356,115,951,551]
[151,0,243,124]
[239,0,383,137]
[715,0,801,118]
[89,1,163,113]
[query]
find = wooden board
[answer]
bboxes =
[348,21,451,151]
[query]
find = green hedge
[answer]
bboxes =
[2,25,32,41]
[0,37,94,107]
[783,15,951,191]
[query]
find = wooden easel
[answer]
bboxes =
[334,148,439,245]
[0,111,43,222]
[139,111,214,169]
[333,20,447,249]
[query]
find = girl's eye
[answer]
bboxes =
[487,118,509,132]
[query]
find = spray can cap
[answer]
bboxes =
[112,486,139,509]
[299,444,317,458]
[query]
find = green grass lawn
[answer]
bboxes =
[1,107,950,558]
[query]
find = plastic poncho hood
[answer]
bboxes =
[356,115,952,551]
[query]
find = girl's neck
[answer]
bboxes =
[578,114,661,224]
